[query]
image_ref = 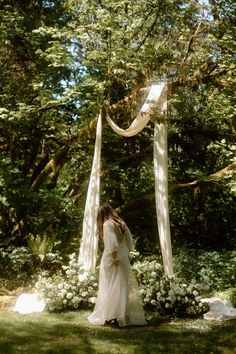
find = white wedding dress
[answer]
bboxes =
[88,219,146,327]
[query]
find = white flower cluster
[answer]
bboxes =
[133,258,210,317]
[34,254,98,312]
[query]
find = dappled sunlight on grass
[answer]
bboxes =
[0,310,235,353]
[169,318,220,331]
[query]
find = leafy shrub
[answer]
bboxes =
[172,246,198,281]
[0,245,63,292]
[27,233,56,261]
[197,251,236,291]
[173,248,236,291]
[0,246,37,290]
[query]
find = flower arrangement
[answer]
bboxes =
[133,259,210,317]
[34,253,98,312]
[32,250,236,317]
[34,254,210,316]
[2,245,234,317]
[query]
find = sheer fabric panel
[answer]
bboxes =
[78,113,102,271]
[79,84,173,275]
[153,122,173,275]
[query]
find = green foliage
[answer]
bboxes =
[0,245,63,292]
[27,234,56,261]
[197,251,236,291]
[173,248,236,291]
[0,246,37,290]
[0,164,79,250]
[0,0,81,248]
[169,178,236,250]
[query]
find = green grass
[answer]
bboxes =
[0,310,235,354]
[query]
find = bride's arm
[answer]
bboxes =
[103,220,119,266]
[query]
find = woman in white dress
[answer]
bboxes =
[88,204,147,327]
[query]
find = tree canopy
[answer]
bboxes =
[0,0,235,253]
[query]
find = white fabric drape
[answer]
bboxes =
[106,83,173,275]
[79,84,173,276]
[153,122,173,275]
[153,85,173,275]
[201,298,236,320]
[78,112,102,271]
[106,84,164,137]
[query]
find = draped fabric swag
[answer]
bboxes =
[79,84,173,275]
[106,84,164,137]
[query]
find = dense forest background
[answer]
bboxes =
[0,0,235,260]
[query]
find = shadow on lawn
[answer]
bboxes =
[0,311,235,354]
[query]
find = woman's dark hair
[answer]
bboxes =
[97,204,125,239]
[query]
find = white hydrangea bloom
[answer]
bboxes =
[66,293,73,300]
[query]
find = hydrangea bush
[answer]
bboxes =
[34,253,98,311]
[133,259,210,317]
[34,254,210,316]
[3,245,234,316]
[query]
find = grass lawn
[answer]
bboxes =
[0,309,235,354]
